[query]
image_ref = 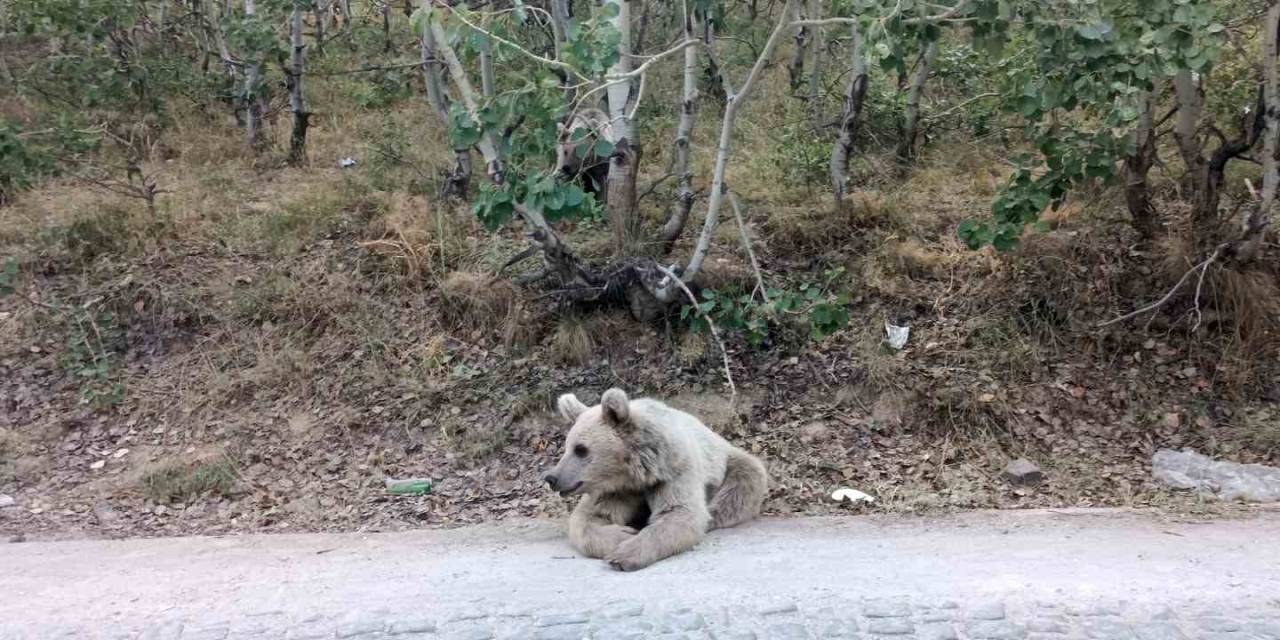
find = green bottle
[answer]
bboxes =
[385,478,432,495]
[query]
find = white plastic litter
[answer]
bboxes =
[339,157,357,168]
[830,488,876,504]
[885,320,910,350]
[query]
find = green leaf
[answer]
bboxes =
[564,186,585,207]
[409,5,433,36]
[593,139,615,157]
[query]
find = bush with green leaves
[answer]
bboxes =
[956,0,1226,251]
[62,309,125,411]
[410,3,623,231]
[774,119,831,191]
[683,268,851,345]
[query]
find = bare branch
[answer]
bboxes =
[653,264,737,399]
[729,192,770,304]
[1097,246,1224,328]
[684,0,799,284]
[432,1,588,81]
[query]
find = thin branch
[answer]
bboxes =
[432,2,588,81]
[923,91,998,123]
[305,61,425,77]
[792,0,973,28]
[569,38,701,114]
[653,264,737,398]
[728,192,769,304]
[1097,246,1224,327]
[625,66,647,121]
[683,0,798,283]
[1191,249,1218,332]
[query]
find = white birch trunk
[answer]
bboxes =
[659,3,701,253]
[287,3,310,165]
[680,0,799,286]
[602,0,639,253]
[244,0,264,150]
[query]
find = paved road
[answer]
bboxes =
[2,509,1279,639]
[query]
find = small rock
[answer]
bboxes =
[799,423,830,444]
[93,502,120,526]
[0,494,15,508]
[1003,458,1043,486]
[89,460,106,470]
[284,496,323,516]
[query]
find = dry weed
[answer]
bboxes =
[360,192,476,282]
[140,451,239,504]
[438,271,535,347]
[551,314,596,366]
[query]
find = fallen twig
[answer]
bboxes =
[652,263,736,399]
[1097,246,1225,328]
[728,191,769,304]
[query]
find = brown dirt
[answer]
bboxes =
[2,107,1279,542]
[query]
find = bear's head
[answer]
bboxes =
[545,388,638,497]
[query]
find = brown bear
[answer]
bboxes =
[544,388,768,571]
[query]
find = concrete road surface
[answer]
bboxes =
[2,508,1279,639]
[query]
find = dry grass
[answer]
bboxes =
[437,271,540,348]
[360,193,477,282]
[551,314,596,366]
[140,453,239,504]
[0,428,15,465]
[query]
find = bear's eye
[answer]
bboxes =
[573,444,589,458]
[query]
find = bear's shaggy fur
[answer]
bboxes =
[545,388,769,571]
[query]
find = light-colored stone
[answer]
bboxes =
[1153,448,1280,502]
[1003,459,1043,486]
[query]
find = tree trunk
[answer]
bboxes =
[702,16,725,102]
[313,0,327,54]
[1195,86,1265,228]
[806,0,823,127]
[830,24,867,203]
[244,0,264,150]
[1236,4,1280,263]
[338,0,353,49]
[287,3,310,166]
[682,0,798,286]
[1173,69,1206,196]
[896,41,937,164]
[428,16,596,295]
[478,16,496,99]
[659,5,701,255]
[550,0,575,103]
[1123,82,1161,239]
[602,0,641,254]
[787,4,809,92]
[382,1,392,53]
[420,2,470,199]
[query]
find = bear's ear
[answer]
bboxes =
[557,393,588,423]
[600,388,630,426]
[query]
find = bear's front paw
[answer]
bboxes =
[599,524,636,554]
[605,538,649,572]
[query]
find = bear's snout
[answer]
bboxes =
[545,472,584,496]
